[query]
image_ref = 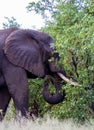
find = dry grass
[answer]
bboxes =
[0,117,94,130]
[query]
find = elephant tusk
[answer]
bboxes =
[57,72,82,87]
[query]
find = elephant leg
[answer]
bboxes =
[0,86,11,121]
[2,61,29,118]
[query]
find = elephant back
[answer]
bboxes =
[0,28,18,69]
[0,28,18,46]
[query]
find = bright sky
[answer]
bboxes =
[0,0,44,29]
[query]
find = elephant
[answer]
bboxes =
[0,27,79,120]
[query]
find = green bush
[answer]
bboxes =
[27,0,94,122]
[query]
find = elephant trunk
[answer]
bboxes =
[43,58,81,104]
[42,71,81,104]
[42,75,65,104]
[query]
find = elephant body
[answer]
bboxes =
[0,27,65,120]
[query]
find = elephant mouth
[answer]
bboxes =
[42,72,81,104]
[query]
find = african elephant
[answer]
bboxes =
[0,27,79,120]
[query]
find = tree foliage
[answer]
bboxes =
[3,17,21,29]
[27,0,94,122]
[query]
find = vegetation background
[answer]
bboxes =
[2,0,94,123]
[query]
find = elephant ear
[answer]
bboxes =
[3,29,45,77]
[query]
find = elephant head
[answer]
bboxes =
[3,28,80,105]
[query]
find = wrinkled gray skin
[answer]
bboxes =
[0,28,64,120]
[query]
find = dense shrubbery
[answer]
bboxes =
[27,0,94,122]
